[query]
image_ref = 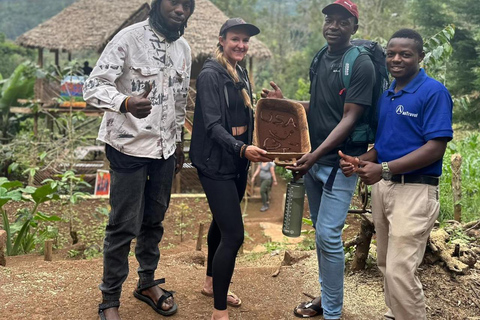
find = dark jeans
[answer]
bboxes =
[100,151,175,303]
[199,171,247,310]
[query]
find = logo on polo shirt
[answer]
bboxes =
[396,105,418,118]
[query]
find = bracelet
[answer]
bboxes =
[124,96,131,113]
[240,144,248,158]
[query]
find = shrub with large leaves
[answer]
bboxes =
[0,177,60,256]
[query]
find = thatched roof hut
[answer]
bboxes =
[16,0,272,64]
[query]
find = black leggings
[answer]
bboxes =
[199,171,247,310]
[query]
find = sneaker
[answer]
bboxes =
[260,205,269,212]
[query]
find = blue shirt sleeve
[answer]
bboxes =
[423,88,453,142]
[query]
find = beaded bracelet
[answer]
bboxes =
[124,96,131,113]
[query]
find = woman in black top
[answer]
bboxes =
[190,18,270,320]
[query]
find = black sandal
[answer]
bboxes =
[98,300,120,320]
[133,278,177,316]
[293,298,323,318]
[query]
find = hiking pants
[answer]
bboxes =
[372,179,439,320]
[100,154,175,303]
[260,178,273,206]
[304,164,358,320]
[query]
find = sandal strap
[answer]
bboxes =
[156,289,174,308]
[98,300,120,312]
[136,278,175,309]
[304,301,322,313]
[137,278,166,291]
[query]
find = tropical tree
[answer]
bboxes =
[0,61,36,143]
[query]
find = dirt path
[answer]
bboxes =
[1,179,479,319]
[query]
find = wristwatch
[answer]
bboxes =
[381,162,392,180]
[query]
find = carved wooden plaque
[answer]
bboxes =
[254,98,310,165]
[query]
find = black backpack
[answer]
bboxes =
[309,39,390,146]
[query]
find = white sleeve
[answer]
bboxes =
[82,36,129,112]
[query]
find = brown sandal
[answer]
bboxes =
[201,289,242,307]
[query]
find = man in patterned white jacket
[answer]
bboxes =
[83,1,194,319]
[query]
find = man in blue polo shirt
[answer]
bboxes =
[340,29,453,320]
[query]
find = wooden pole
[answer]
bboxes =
[55,50,59,68]
[451,153,462,222]
[44,239,53,261]
[33,112,38,137]
[37,48,44,68]
[350,215,375,271]
[0,230,6,266]
[196,223,204,251]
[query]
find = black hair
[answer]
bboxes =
[389,28,424,54]
[149,0,195,41]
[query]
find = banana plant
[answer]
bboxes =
[0,61,36,142]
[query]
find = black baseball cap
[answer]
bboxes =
[219,18,260,36]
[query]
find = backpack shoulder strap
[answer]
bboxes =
[309,44,328,82]
[341,46,363,89]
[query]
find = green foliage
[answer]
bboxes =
[173,201,198,242]
[412,0,480,126]
[0,61,36,142]
[422,24,455,80]
[296,234,316,251]
[294,78,311,101]
[43,170,90,203]
[0,33,34,78]
[0,0,76,40]
[440,132,480,222]
[210,0,259,22]
[448,227,475,245]
[263,240,287,253]
[0,177,60,256]
[67,249,81,258]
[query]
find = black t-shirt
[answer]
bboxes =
[308,45,376,166]
[227,71,249,144]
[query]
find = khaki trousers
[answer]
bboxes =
[372,179,439,320]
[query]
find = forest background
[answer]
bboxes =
[0,0,479,223]
[1,0,479,123]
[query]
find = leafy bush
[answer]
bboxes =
[0,177,61,256]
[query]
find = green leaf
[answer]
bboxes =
[34,212,61,222]
[31,184,57,204]
[11,219,30,255]
[7,162,19,174]
[432,47,444,60]
[1,180,23,190]
[1,210,12,254]
[0,187,23,207]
